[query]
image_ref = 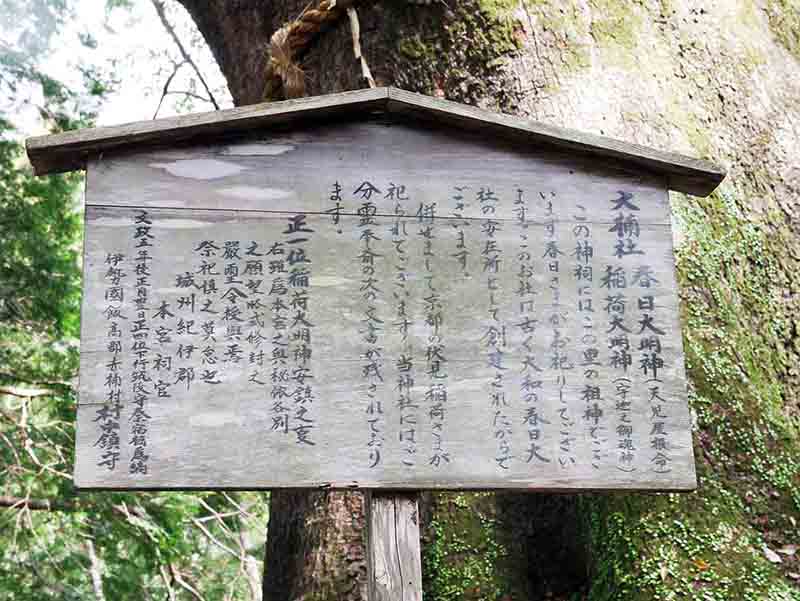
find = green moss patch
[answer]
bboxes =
[766,0,800,61]
[586,190,800,600]
[422,493,510,600]
[386,0,524,112]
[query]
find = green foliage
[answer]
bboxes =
[0,3,265,599]
[584,190,800,600]
[423,493,510,601]
[0,124,82,335]
[105,0,133,9]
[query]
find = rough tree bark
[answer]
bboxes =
[174,0,800,599]
[174,2,589,598]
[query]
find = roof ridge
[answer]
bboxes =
[25,86,723,196]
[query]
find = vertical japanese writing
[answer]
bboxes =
[172,239,197,394]
[604,191,639,471]
[573,205,605,469]
[389,184,417,467]
[129,210,153,475]
[221,240,246,370]
[633,266,670,473]
[285,214,316,445]
[417,196,450,467]
[450,186,471,278]
[612,376,634,471]
[544,196,575,468]
[153,257,176,400]
[79,163,696,489]
[326,181,344,234]
[245,241,267,387]
[95,252,126,470]
[479,187,511,469]
[514,189,548,464]
[356,181,385,468]
[648,384,671,473]
[193,239,222,386]
[268,236,290,436]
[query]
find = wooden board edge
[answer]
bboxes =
[27,87,725,197]
[386,88,726,197]
[72,481,699,493]
[26,87,391,175]
[367,492,423,601]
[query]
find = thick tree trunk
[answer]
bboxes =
[171,2,597,599]
[176,0,800,599]
[263,491,367,600]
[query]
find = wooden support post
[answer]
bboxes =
[366,492,423,601]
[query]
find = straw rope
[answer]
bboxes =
[264,0,360,100]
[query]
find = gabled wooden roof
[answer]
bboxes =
[26,87,724,196]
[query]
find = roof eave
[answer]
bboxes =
[25,86,725,196]
[386,88,725,197]
[26,87,390,176]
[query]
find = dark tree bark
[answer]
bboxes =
[168,0,800,598]
[263,491,367,600]
[175,2,590,599]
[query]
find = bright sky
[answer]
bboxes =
[5,0,232,136]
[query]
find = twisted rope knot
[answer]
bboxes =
[264,0,359,100]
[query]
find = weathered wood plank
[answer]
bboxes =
[75,198,695,490]
[84,122,673,225]
[74,119,697,491]
[367,492,422,601]
[26,87,724,197]
[26,88,389,175]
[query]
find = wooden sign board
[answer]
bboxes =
[27,89,723,491]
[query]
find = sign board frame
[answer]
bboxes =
[26,88,724,494]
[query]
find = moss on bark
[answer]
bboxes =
[766,0,800,60]
[382,0,524,111]
[584,190,800,600]
[178,1,800,598]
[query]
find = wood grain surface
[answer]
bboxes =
[75,121,696,491]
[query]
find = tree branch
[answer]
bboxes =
[0,372,73,390]
[243,536,263,601]
[0,495,78,511]
[165,90,212,102]
[190,517,240,559]
[0,386,54,398]
[169,564,207,601]
[151,0,220,110]
[85,538,107,601]
[153,59,187,119]
[0,495,148,523]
